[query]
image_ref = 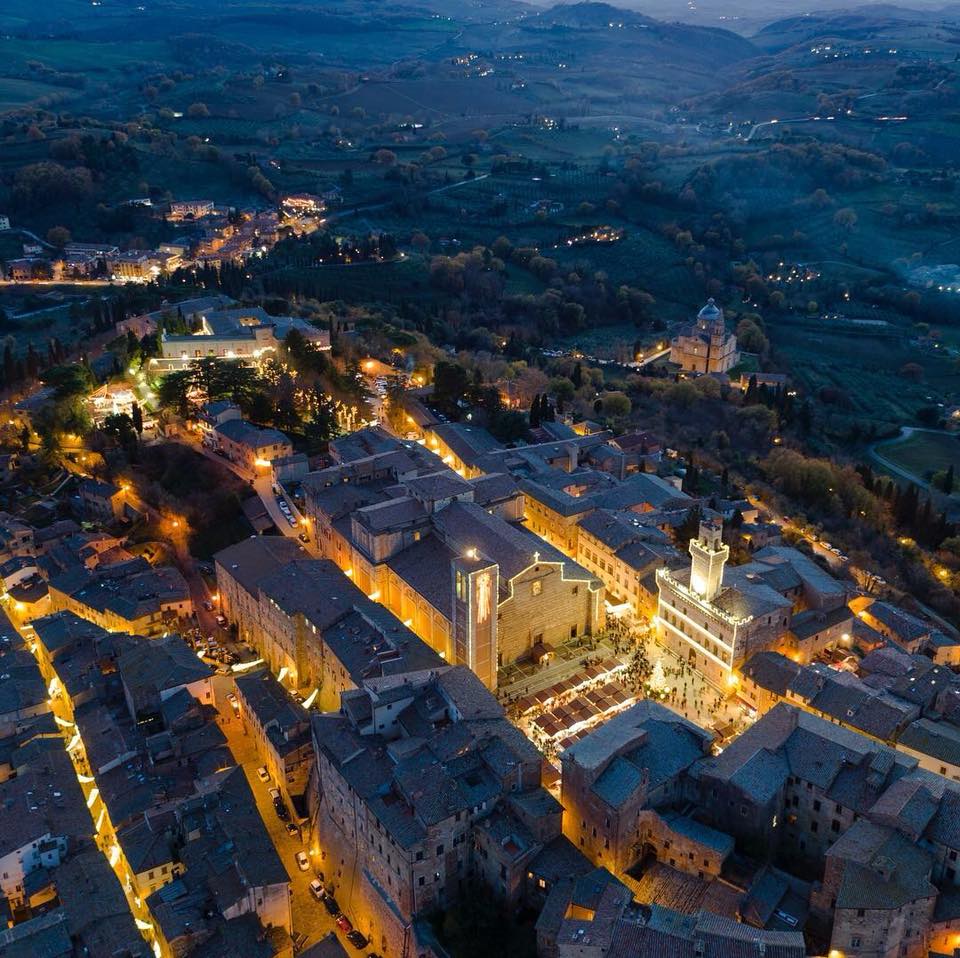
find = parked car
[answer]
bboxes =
[268,787,280,802]
[275,800,290,822]
[346,930,368,949]
[295,851,310,871]
[226,691,237,705]
[298,532,309,543]
[309,879,325,902]
[285,822,299,837]
[215,614,227,627]
[335,914,353,933]
[256,767,270,784]
[322,895,339,915]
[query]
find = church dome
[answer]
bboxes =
[697,298,722,321]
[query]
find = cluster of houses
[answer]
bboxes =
[0,607,152,957]
[3,282,960,957]
[555,694,960,958]
[0,192,328,285]
[6,604,290,958]
[0,487,193,636]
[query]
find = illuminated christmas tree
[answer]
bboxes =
[649,658,668,696]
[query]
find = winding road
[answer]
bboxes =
[869,426,941,492]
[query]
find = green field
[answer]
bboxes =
[0,37,168,73]
[0,77,79,111]
[877,430,960,483]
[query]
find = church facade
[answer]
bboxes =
[670,298,740,374]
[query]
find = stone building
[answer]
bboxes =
[304,452,603,690]
[310,666,561,956]
[810,819,937,958]
[656,518,792,687]
[559,701,713,876]
[215,541,442,709]
[656,519,849,688]
[669,299,740,375]
[234,668,313,807]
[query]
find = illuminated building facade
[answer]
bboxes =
[305,450,604,689]
[656,518,792,687]
[669,298,740,375]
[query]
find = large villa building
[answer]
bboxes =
[151,304,330,371]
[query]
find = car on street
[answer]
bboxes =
[323,895,339,915]
[285,822,299,837]
[295,851,310,871]
[298,532,309,543]
[346,930,368,949]
[216,614,227,627]
[203,599,214,611]
[335,914,353,933]
[309,879,325,901]
[256,766,270,784]
[268,787,280,802]
[226,691,237,705]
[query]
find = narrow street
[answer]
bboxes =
[211,675,353,954]
[5,607,155,951]
[170,431,308,542]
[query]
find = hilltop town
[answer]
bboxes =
[1,0,960,956]
[0,281,955,958]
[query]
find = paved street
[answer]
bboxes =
[210,675,350,955]
[171,430,310,543]
[747,493,846,571]
[639,632,745,733]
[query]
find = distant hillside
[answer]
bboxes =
[524,0,956,34]
[753,3,960,50]
[525,2,758,71]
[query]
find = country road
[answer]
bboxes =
[869,426,934,491]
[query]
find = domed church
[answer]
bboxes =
[669,298,740,374]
